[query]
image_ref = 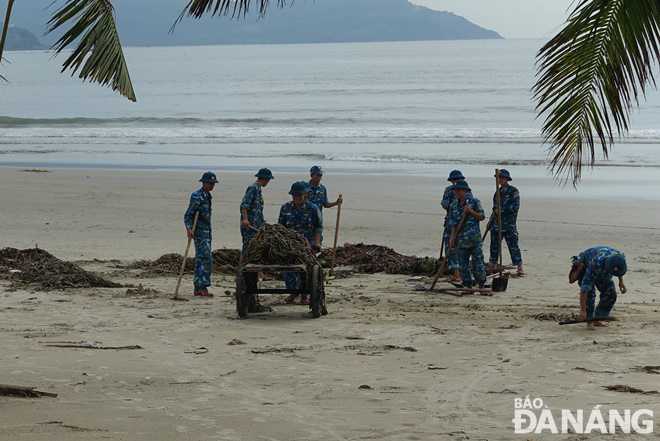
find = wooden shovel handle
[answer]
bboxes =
[330,194,343,274]
[174,211,199,298]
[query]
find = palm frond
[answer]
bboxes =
[533,0,660,185]
[173,0,289,30]
[46,0,136,102]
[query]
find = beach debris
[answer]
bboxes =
[43,341,142,350]
[532,312,576,322]
[127,253,195,275]
[0,384,57,398]
[244,223,320,267]
[358,384,373,390]
[630,365,660,375]
[383,345,417,352]
[322,243,437,275]
[127,249,241,276]
[124,284,159,297]
[169,380,211,385]
[427,365,448,370]
[184,347,208,354]
[604,385,659,395]
[487,389,518,394]
[140,377,154,385]
[18,169,51,173]
[0,247,121,291]
[251,345,304,354]
[227,339,246,345]
[559,316,618,325]
[574,367,619,374]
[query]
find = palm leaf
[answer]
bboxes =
[533,0,660,185]
[173,0,289,29]
[46,0,136,102]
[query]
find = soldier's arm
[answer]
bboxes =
[184,194,200,230]
[184,194,200,239]
[278,205,286,226]
[578,290,587,321]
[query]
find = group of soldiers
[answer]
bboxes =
[441,169,524,290]
[184,166,342,304]
[184,167,628,330]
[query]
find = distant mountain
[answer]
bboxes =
[1,24,46,50]
[8,0,501,47]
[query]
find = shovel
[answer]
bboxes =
[559,316,618,325]
[492,169,508,292]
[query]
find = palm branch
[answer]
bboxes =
[173,0,289,28]
[533,0,660,185]
[46,0,136,101]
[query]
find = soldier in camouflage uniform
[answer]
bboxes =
[307,165,342,220]
[441,170,466,282]
[572,246,627,330]
[240,168,274,266]
[279,181,323,305]
[447,180,487,289]
[184,171,219,297]
[488,169,525,275]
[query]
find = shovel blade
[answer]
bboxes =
[492,277,508,292]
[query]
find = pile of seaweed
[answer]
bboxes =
[0,247,121,291]
[324,243,438,276]
[244,223,320,267]
[127,253,194,275]
[127,249,240,276]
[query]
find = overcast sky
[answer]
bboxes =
[409,0,576,39]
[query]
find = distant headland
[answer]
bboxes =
[6,0,501,50]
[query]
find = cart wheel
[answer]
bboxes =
[310,265,325,318]
[235,270,249,318]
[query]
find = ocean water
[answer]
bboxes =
[2,39,660,178]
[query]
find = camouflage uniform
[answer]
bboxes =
[447,194,487,288]
[308,181,329,243]
[184,188,213,291]
[573,246,624,319]
[441,185,460,270]
[240,181,264,252]
[489,184,522,266]
[278,201,323,290]
[307,181,329,212]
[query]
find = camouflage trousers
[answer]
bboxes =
[193,231,212,291]
[456,244,487,289]
[489,229,522,266]
[240,228,256,253]
[443,227,460,269]
[584,278,617,319]
[283,272,303,291]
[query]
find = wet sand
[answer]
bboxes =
[1,167,659,440]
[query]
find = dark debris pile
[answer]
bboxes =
[0,247,121,291]
[322,243,438,276]
[244,223,320,267]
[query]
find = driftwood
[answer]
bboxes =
[44,343,142,350]
[604,385,659,395]
[0,384,57,398]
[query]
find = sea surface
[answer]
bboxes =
[2,39,660,183]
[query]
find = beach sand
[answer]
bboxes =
[1,167,659,440]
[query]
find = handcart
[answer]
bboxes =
[236,263,327,318]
